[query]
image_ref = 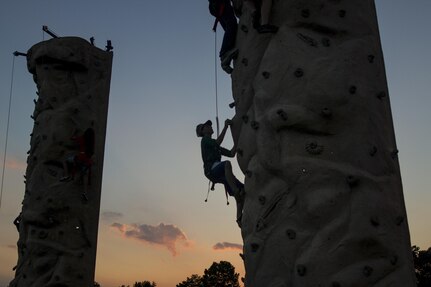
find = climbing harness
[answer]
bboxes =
[0,54,18,210]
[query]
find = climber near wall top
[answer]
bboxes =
[196,119,245,227]
[209,0,239,74]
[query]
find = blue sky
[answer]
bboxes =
[0,1,430,286]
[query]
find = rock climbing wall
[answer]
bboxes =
[10,37,112,287]
[230,1,416,286]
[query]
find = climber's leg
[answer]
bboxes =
[218,4,239,73]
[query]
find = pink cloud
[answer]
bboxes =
[213,242,243,251]
[5,158,26,170]
[111,222,190,256]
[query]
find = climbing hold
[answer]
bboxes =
[391,149,399,159]
[338,10,346,18]
[349,86,357,94]
[395,216,404,226]
[286,229,296,240]
[241,25,249,33]
[306,142,323,155]
[38,230,48,239]
[377,91,386,100]
[237,148,244,157]
[321,108,332,118]
[332,282,341,287]
[301,9,310,18]
[256,219,266,232]
[390,255,398,265]
[251,243,259,252]
[277,109,288,121]
[239,253,244,260]
[262,71,270,79]
[363,266,373,277]
[369,146,377,156]
[241,58,248,66]
[297,33,318,47]
[250,121,259,130]
[297,265,307,276]
[370,216,380,227]
[346,175,359,187]
[258,196,266,205]
[229,102,236,108]
[322,38,331,47]
[245,170,253,178]
[368,55,375,63]
[294,68,304,78]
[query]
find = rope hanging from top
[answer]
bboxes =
[214,29,220,137]
[0,54,17,210]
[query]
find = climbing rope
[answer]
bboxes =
[214,29,220,137]
[0,54,17,210]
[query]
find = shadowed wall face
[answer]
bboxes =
[230,1,416,286]
[10,37,112,287]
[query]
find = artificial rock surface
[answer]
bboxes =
[10,37,112,287]
[230,1,416,286]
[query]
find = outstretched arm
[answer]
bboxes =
[216,119,232,145]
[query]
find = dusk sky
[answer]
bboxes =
[0,1,430,286]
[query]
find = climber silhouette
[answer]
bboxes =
[196,119,244,227]
[209,0,239,74]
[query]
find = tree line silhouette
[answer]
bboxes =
[93,246,430,287]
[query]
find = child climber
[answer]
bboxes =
[196,119,245,227]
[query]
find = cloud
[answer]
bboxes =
[213,242,243,251]
[5,158,26,170]
[101,211,123,222]
[111,222,190,256]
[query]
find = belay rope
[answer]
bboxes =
[0,54,17,210]
[214,28,220,138]
[204,28,229,206]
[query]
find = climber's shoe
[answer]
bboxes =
[257,24,279,34]
[221,64,233,74]
[220,49,239,74]
[236,214,243,228]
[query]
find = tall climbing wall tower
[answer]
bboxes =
[10,37,112,287]
[230,1,416,286]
